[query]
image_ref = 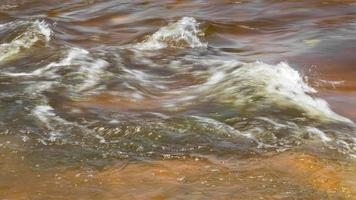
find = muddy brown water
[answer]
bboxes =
[0,1,356,199]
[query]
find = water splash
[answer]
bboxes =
[167,59,354,123]
[0,20,51,61]
[59,48,110,92]
[133,17,206,50]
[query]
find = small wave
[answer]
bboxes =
[306,127,332,143]
[162,59,353,123]
[4,47,110,92]
[32,105,67,128]
[4,47,89,77]
[228,61,353,123]
[32,105,67,142]
[192,115,242,137]
[133,17,206,50]
[0,20,51,61]
[62,48,110,92]
[32,104,107,144]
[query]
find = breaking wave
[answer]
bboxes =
[1,16,354,159]
[4,47,110,92]
[112,57,353,124]
[133,17,206,50]
[0,20,51,61]
[56,54,355,156]
[194,60,353,123]
[58,48,110,92]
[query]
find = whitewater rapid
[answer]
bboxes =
[0,17,355,158]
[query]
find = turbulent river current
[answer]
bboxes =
[0,1,356,199]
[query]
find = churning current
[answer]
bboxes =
[0,1,355,199]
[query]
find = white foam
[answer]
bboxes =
[133,17,206,50]
[306,127,332,142]
[162,59,353,123]
[32,104,110,144]
[52,47,110,91]
[75,59,109,91]
[5,47,110,92]
[32,105,76,142]
[206,71,225,85]
[24,81,58,95]
[0,20,52,61]
[3,48,86,77]
[203,61,352,123]
[32,105,72,143]
[255,117,288,129]
[241,62,352,123]
[192,116,241,137]
[32,105,71,127]
[32,105,57,126]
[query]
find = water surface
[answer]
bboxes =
[0,1,356,199]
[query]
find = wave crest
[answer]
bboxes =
[206,61,352,123]
[0,20,51,61]
[133,17,206,50]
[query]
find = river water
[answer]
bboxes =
[0,1,356,199]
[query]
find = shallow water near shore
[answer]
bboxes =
[0,1,356,199]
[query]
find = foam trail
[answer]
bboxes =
[4,47,88,77]
[76,59,109,91]
[4,47,109,92]
[33,105,58,125]
[32,105,67,142]
[133,17,206,50]
[61,48,110,92]
[32,104,107,143]
[192,115,242,137]
[0,20,51,61]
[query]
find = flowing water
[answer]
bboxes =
[0,1,356,199]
